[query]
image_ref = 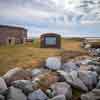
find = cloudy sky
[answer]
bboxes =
[0,0,100,37]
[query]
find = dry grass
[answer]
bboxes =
[0,38,87,75]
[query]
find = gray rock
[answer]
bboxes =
[65,71,88,92]
[79,71,97,90]
[57,70,88,92]
[96,80,100,89]
[11,80,34,94]
[28,89,48,100]
[92,89,100,96]
[0,95,5,100]
[7,86,27,100]
[32,68,43,77]
[45,57,62,70]
[81,92,95,100]
[50,82,72,99]
[81,89,100,100]
[3,68,32,85]
[0,77,7,94]
[48,95,66,100]
[62,62,80,73]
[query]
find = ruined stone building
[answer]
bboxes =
[0,25,27,45]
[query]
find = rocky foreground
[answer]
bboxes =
[0,56,100,100]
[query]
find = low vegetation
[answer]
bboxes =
[0,38,87,75]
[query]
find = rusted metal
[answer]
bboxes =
[40,33,61,48]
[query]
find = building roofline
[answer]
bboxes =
[0,25,27,31]
[40,33,61,36]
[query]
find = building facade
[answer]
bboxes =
[0,25,27,45]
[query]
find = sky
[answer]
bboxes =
[0,0,100,37]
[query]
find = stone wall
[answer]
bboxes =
[0,25,27,45]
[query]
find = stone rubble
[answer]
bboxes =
[0,56,100,100]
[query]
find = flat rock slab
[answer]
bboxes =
[45,57,62,70]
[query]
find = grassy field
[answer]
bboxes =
[0,38,87,75]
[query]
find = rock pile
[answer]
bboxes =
[0,56,100,100]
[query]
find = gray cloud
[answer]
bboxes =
[0,0,100,37]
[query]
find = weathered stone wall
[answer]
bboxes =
[0,25,27,45]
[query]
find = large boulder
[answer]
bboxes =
[7,86,27,100]
[28,89,48,100]
[63,71,88,92]
[78,71,97,90]
[11,80,34,94]
[0,77,7,94]
[3,68,32,85]
[45,57,62,70]
[50,82,72,99]
[62,62,80,73]
[48,95,66,100]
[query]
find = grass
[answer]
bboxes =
[0,38,87,75]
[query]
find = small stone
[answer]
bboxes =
[48,95,66,100]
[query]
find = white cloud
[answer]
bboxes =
[0,0,100,37]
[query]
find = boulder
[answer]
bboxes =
[64,71,88,92]
[62,62,80,73]
[45,57,62,70]
[11,80,34,94]
[50,82,72,99]
[78,71,97,90]
[0,77,7,94]
[70,71,88,92]
[81,89,100,100]
[3,68,32,85]
[48,95,66,100]
[0,95,5,100]
[28,89,48,100]
[7,86,27,100]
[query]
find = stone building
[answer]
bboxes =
[0,25,27,45]
[40,33,61,48]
